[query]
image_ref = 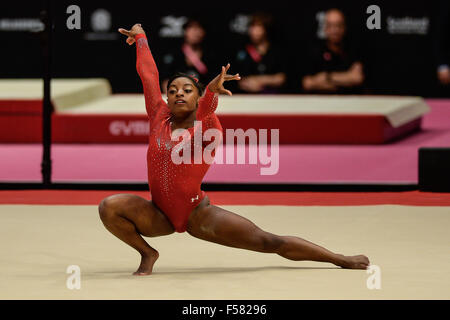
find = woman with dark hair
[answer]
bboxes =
[234,12,287,93]
[160,18,217,93]
[101,23,370,275]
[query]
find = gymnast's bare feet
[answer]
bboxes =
[133,249,159,276]
[336,254,370,269]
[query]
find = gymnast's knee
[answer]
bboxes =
[98,195,121,222]
[260,233,285,253]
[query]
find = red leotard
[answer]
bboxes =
[135,33,221,233]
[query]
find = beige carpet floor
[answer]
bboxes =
[0,204,449,299]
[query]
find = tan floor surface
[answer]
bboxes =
[0,204,449,300]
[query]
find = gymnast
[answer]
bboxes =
[98,24,370,275]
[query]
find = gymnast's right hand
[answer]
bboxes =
[118,24,145,45]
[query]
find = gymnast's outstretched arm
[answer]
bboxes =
[196,63,240,120]
[118,24,166,121]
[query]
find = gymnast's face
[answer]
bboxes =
[167,77,200,117]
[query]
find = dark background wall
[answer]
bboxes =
[0,0,448,97]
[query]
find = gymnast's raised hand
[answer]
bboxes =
[207,63,240,96]
[118,23,144,45]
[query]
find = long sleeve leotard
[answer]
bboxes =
[135,33,221,232]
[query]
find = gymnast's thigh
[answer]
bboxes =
[100,193,175,237]
[186,202,266,249]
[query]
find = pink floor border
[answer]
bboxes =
[1,99,449,184]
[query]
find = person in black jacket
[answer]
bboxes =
[160,18,218,93]
[301,8,365,94]
[434,0,450,89]
[233,12,287,93]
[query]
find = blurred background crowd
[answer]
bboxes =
[1,0,449,97]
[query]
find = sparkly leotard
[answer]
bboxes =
[135,33,221,233]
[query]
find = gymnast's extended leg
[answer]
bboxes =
[98,194,175,275]
[187,197,369,269]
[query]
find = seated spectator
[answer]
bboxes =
[434,0,450,90]
[301,8,364,94]
[160,18,217,93]
[437,66,450,86]
[233,12,287,93]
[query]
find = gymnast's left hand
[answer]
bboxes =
[207,63,241,96]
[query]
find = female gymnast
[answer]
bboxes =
[98,24,370,275]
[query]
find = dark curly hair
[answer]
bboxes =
[166,72,205,96]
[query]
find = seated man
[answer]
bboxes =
[301,8,365,94]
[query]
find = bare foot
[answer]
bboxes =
[336,254,370,270]
[133,250,159,276]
